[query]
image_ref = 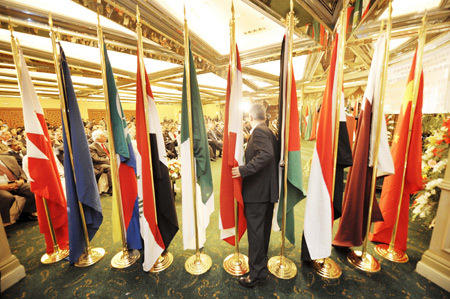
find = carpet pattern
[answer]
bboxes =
[2,141,449,298]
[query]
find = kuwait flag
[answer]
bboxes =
[102,42,141,250]
[136,53,166,271]
[369,47,424,251]
[333,34,394,248]
[273,35,305,245]
[137,50,179,252]
[181,41,214,250]
[219,44,246,245]
[302,34,340,260]
[16,45,68,253]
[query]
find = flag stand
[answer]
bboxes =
[223,1,249,277]
[97,11,140,269]
[183,6,212,275]
[49,14,105,267]
[268,1,297,280]
[347,1,393,272]
[374,10,427,264]
[310,3,349,279]
[9,24,69,264]
[136,6,173,272]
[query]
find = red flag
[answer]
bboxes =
[369,48,424,251]
[219,45,246,245]
[17,47,68,253]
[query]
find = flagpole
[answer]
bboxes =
[9,23,69,264]
[96,11,140,269]
[183,4,212,275]
[48,13,105,267]
[374,8,427,264]
[267,0,297,280]
[310,2,348,279]
[347,1,393,272]
[136,6,173,272]
[223,0,249,276]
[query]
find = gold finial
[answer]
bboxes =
[232,0,235,16]
[136,5,141,24]
[184,3,187,22]
[290,0,293,13]
[49,12,53,29]
[8,17,13,37]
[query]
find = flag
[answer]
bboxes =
[16,46,68,253]
[59,45,103,264]
[181,41,214,250]
[219,44,246,245]
[273,35,305,245]
[137,50,178,253]
[309,105,318,141]
[302,33,340,260]
[135,55,166,271]
[333,34,394,248]
[369,47,424,251]
[103,42,141,250]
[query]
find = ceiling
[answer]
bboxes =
[0,0,449,105]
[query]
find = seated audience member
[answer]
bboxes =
[0,130,12,153]
[5,140,24,167]
[89,130,112,193]
[0,155,37,222]
[207,122,222,160]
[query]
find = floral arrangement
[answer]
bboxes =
[168,159,181,180]
[412,116,450,225]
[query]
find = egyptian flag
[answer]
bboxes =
[60,45,103,264]
[369,47,424,251]
[137,50,179,252]
[333,34,394,248]
[16,45,68,253]
[102,42,141,250]
[219,44,246,245]
[273,35,305,245]
[181,41,214,250]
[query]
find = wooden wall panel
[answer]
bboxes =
[88,109,136,125]
[44,108,62,127]
[0,108,24,128]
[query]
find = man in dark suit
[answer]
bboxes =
[89,130,112,193]
[232,103,278,287]
[0,155,37,222]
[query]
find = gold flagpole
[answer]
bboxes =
[223,0,249,276]
[267,0,297,280]
[136,5,173,272]
[311,1,348,279]
[374,8,427,264]
[183,3,212,275]
[96,10,140,269]
[347,0,393,272]
[9,22,69,264]
[48,13,105,267]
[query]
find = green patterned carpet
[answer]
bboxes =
[3,140,449,298]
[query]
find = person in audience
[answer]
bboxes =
[0,130,12,153]
[207,122,222,160]
[89,130,112,194]
[0,155,37,222]
[4,140,24,168]
[0,119,8,129]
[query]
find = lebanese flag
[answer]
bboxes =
[136,54,165,271]
[219,45,246,245]
[369,47,424,251]
[303,34,340,260]
[16,47,68,253]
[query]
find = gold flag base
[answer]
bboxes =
[223,253,249,276]
[41,247,69,264]
[347,250,381,272]
[312,258,342,279]
[374,244,409,263]
[111,249,140,269]
[150,251,174,273]
[185,253,212,275]
[268,255,297,279]
[75,247,105,267]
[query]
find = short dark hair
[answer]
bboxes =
[249,103,266,121]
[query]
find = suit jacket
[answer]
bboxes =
[0,143,8,154]
[239,122,278,203]
[0,154,28,181]
[89,142,110,171]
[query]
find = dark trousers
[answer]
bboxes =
[244,201,274,279]
[0,183,36,222]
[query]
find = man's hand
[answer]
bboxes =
[231,167,241,178]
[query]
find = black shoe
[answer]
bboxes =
[238,275,260,288]
[18,213,38,222]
